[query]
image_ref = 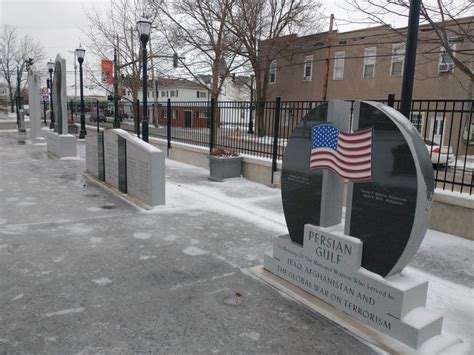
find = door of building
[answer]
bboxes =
[185,111,192,128]
[429,116,445,144]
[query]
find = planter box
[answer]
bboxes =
[208,155,243,181]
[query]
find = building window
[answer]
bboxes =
[410,113,424,133]
[164,110,177,120]
[303,56,313,81]
[170,90,178,97]
[198,110,208,119]
[363,47,376,78]
[439,38,456,73]
[197,91,207,98]
[333,51,345,80]
[161,90,166,97]
[269,60,277,84]
[391,43,405,76]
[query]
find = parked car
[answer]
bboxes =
[424,139,454,167]
[89,112,107,123]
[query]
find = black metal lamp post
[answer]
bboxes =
[136,16,152,142]
[47,60,55,129]
[248,75,255,134]
[76,45,87,139]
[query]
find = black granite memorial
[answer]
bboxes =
[264,101,442,349]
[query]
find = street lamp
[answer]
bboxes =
[76,45,86,139]
[136,15,152,142]
[47,59,55,129]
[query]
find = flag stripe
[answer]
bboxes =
[310,157,371,169]
[311,149,372,164]
[339,128,372,139]
[310,158,371,173]
[337,143,372,152]
[338,136,371,144]
[310,162,372,180]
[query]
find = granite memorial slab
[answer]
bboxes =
[104,129,120,189]
[264,100,442,349]
[102,129,165,207]
[46,54,76,158]
[27,69,43,142]
[86,133,99,177]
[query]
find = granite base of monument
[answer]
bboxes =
[45,132,77,158]
[263,224,443,349]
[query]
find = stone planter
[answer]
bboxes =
[208,155,243,181]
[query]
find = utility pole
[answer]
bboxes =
[400,0,421,118]
[323,14,334,101]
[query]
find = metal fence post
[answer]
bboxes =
[271,97,281,184]
[387,93,395,108]
[209,97,215,154]
[167,98,172,156]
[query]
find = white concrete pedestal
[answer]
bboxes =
[46,132,77,158]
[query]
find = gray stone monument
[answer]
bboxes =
[45,54,76,158]
[264,101,446,349]
[27,69,43,142]
[99,129,165,207]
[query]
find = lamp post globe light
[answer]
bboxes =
[76,45,87,139]
[136,16,152,142]
[47,59,55,129]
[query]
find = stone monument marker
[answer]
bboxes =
[264,101,442,349]
[98,129,165,207]
[27,69,43,142]
[45,54,76,158]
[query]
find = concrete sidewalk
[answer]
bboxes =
[0,131,472,354]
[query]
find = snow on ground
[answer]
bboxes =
[153,158,473,350]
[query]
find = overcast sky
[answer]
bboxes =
[0,0,407,94]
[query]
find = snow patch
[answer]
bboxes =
[163,234,179,241]
[92,278,112,286]
[182,246,208,256]
[239,331,260,341]
[43,307,85,317]
[17,201,36,206]
[89,237,104,246]
[139,255,157,261]
[133,232,151,240]
[87,207,102,212]
[11,293,24,301]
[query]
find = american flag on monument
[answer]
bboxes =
[310,124,372,182]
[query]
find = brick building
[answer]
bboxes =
[260,17,474,153]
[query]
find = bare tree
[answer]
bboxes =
[154,0,245,102]
[343,0,474,97]
[227,0,323,134]
[0,25,45,112]
[83,0,160,118]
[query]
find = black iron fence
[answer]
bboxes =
[64,96,473,194]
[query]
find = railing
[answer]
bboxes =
[66,96,472,194]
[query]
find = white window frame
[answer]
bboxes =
[390,43,405,77]
[333,51,345,80]
[198,110,208,119]
[303,55,313,81]
[269,60,277,84]
[363,47,377,79]
[410,112,425,134]
[439,38,456,73]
